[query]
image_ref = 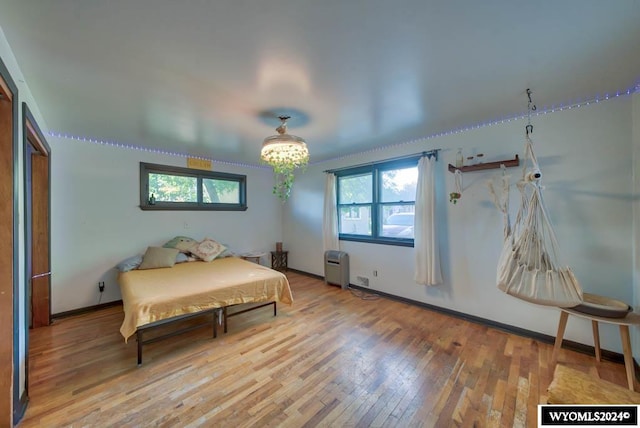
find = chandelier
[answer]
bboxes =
[261,116,309,201]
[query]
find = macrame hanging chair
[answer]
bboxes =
[490,132,583,308]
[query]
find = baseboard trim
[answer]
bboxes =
[13,390,28,425]
[287,268,631,367]
[52,299,123,320]
[287,268,324,281]
[347,283,631,364]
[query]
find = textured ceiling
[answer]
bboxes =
[1,0,639,164]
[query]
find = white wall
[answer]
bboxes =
[0,24,49,411]
[633,92,640,360]
[2,20,639,402]
[49,138,283,313]
[285,96,635,353]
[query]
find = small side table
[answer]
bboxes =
[271,251,288,271]
[551,308,640,391]
[240,252,266,265]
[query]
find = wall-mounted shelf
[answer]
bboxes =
[448,155,519,173]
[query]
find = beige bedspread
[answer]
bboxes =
[118,257,293,341]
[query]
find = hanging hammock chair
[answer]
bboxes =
[489,136,583,307]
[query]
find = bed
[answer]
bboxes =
[118,256,293,364]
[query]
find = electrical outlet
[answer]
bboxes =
[98,281,105,293]
[373,270,378,277]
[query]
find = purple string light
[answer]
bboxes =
[46,132,267,169]
[48,83,638,168]
[313,83,638,165]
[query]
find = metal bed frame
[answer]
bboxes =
[134,301,277,365]
[222,301,276,333]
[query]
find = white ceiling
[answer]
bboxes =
[1,0,639,164]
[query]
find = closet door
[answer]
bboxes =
[0,57,18,427]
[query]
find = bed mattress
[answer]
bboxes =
[118,257,293,341]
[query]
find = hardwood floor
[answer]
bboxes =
[19,272,631,427]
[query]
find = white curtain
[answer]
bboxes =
[414,156,442,285]
[323,173,340,252]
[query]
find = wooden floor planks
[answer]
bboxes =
[18,271,632,427]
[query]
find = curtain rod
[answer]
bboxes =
[323,149,440,173]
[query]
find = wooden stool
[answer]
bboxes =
[551,308,640,391]
[548,364,640,404]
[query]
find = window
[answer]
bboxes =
[343,206,361,220]
[337,158,418,246]
[140,162,247,211]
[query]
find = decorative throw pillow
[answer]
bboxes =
[189,238,226,262]
[116,254,143,272]
[163,236,198,253]
[217,247,236,258]
[138,246,180,270]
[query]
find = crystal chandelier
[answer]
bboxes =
[261,116,309,201]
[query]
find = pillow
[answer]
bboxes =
[217,248,236,258]
[175,253,190,264]
[188,238,226,262]
[163,236,198,253]
[116,255,143,272]
[138,246,180,270]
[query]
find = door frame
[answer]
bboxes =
[0,56,20,426]
[23,103,51,327]
[22,103,51,415]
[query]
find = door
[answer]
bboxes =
[24,105,51,329]
[0,57,18,427]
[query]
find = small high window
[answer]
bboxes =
[140,162,247,211]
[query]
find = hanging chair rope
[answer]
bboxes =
[493,89,582,307]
